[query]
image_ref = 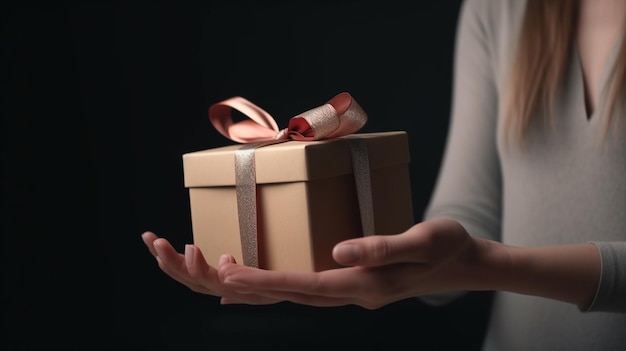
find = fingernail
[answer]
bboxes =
[333,244,360,264]
[153,240,162,257]
[219,254,229,267]
[185,245,194,267]
[140,233,149,245]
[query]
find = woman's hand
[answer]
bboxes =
[141,231,282,305]
[217,218,507,309]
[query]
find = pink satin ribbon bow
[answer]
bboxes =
[208,92,368,143]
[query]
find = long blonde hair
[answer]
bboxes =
[504,0,626,143]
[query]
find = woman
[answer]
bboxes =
[142,0,626,349]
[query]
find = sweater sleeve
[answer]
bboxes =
[418,0,503,306]
[423,0,502,242]
[586,241,626,312]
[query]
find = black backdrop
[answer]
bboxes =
[3,1,493,349]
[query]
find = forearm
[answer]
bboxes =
[483,240,601,309]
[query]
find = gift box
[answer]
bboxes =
[182,131,414,272]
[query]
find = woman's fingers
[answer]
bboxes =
[144,231,206,291]
[145,234,283,304]
[184,244,217,283]
[152,239,209,292]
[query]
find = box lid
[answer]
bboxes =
[183,131,409,187]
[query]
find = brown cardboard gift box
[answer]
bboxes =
[182,131,414,272]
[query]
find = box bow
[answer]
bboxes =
[207,92,374,268]
[209,91,367,142]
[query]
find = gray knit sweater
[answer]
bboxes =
[422,0,626,349]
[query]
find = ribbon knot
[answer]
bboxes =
[208,92,367,143]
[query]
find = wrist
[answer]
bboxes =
[493,243,601,308]
[466,237,513,291]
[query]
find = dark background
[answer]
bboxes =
[3,0,493,349]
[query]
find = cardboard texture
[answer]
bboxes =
[182,131,414,272]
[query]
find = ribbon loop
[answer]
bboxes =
[209,96,280,143]
[324,91,368,139]
[280,104,339,141]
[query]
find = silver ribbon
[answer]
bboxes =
[347,137,375,236]
[234,138,374,268]
[235,143,261,268]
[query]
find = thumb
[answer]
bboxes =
[332,230,425,267]
[333,218,470,267]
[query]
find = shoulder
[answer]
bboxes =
[457,0,527,89]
